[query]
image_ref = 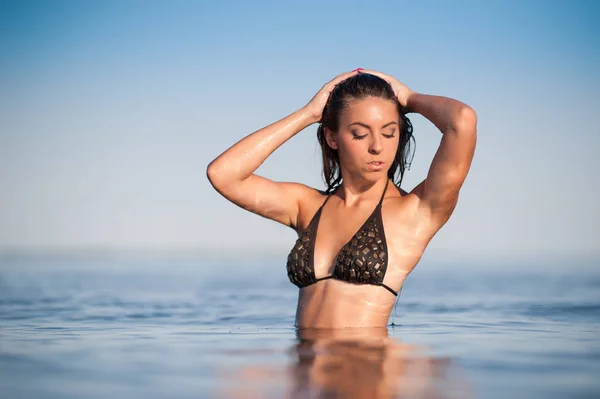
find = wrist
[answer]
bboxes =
[298,106,320,125]
[404,91,419,113]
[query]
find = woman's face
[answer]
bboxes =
[325,96,400,182]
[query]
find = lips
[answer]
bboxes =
[367,161,385,171]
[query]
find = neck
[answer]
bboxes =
[335,175,388,206]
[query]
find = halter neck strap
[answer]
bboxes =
[378,179,389,206]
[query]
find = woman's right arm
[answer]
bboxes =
[206,108,317,228]
[206,70,359,229]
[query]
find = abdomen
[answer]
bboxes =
[294,279,396,328]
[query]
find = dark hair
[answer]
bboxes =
[316,73,415,194]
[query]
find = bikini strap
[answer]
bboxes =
[320,191,334,208]
[304,190,333,233]
[378,180,390,206]
[380,282,398,296]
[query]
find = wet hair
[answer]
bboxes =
[316,73,415,194]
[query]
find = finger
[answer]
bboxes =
[327,71,357,87]
[358,68,383,75]
[326,70,359,87]
[358,69,392,81]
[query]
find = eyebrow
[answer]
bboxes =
[348,121,398,129]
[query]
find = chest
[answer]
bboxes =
[312,205,375,274]
[312,201,427,277]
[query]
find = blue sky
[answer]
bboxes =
[1,0,599,260]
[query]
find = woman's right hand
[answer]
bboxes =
[357,69,415,109]
[303,70,359,124]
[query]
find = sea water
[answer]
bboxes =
[1,257,598,398]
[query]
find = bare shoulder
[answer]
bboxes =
[393,181,458,235]
[383,184,421,214]
[383,183,449,237]
[283,182,328,232]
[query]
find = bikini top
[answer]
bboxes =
[286,180,397,296]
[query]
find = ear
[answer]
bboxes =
[324,127,338,150]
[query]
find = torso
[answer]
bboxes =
[290,180,439,328]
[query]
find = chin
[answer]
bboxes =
[362,170,388,182]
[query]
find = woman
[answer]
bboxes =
[207,69,477,328]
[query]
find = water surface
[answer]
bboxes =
[1,258,598,398]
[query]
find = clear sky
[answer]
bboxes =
[1,0,599,261]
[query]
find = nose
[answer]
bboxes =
[368,134,383,155]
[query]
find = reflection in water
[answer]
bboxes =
[219,327,471,399]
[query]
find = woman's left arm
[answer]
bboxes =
[407,93,477,219]
[357,69,477,221]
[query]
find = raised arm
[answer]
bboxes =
[406,93,477,217]
[358,69,477,222]
[206,70,359,228]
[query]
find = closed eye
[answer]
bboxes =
[383,129,396,139]
[351,131,368,140]
[351,130,395,140]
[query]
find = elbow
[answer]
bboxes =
[448,106,477,145]
[206,160,221,189]
[456,106,477,135]
[206,160,239,195]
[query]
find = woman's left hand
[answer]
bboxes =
[358,69,415,109]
